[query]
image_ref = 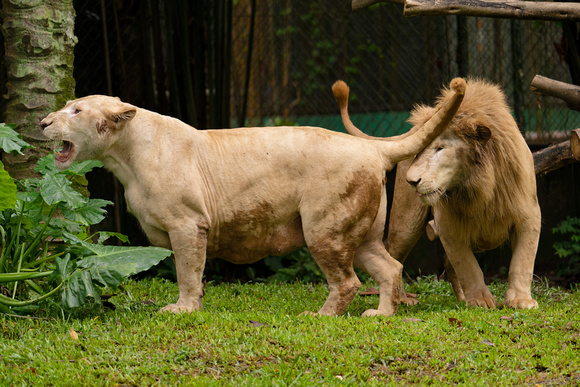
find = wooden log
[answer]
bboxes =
[533,139,576,177]
[530,75,580,112]
[403,0,580,21]
[571,129,580,160]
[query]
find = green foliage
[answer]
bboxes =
[265,247,325,283]
[552,216,580,280]
[0,125,172,312]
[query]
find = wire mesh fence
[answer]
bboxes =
[73,0,580,144]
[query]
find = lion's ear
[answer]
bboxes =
[463,121,491,145]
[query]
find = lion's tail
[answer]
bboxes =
[332,78,466,170]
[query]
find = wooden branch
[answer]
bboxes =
[425,220,438,241]
[401,0,580,21]
[530,75,580,112]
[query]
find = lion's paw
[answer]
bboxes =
[502,298,538,309]
[465,297,496,309]
[159,303,200,314]
[362,308,395,317]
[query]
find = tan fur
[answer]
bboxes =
[40,80,465,316]
[334,78,541,310]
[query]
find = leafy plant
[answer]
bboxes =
[0,124,172,312]
[552,216,580,281]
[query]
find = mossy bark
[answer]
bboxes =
[1,0,76,179]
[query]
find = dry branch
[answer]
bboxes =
[352,0,580,21]
[530,75,580,112]
[404,0,580,21]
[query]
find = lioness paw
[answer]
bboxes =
[465,297,496,309]
[502,298,538,309]
[399,296,419,306]
[159,303,200,314]
[362,308,396,317]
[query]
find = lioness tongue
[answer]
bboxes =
[55,141,72,162]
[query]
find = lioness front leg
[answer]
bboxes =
[503,215,541,309]
[160,224,207,313]
[438,228,495,308]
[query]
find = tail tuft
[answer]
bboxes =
[450,77,466,95]
[332,80,349,109]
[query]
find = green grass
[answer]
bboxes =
[1,276,579,386]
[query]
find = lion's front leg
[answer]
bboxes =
[503,212,541,309]
[160,223,207,314]
[438,218,495,309]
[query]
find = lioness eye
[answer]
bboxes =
[74,108,81,114]
[436,146,443,152]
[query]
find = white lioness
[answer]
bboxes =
[333,78,541,309]
[41,78,465,316]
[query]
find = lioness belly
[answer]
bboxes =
[207,216,305,264]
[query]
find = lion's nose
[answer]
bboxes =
[406,177,421,188]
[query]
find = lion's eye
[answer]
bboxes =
[435,146,443,152]
[74,108,81,114]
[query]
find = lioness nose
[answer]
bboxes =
[406,177,421,187]
[40,119,51,129]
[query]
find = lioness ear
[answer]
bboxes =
[107,103,136,130]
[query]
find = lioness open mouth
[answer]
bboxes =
[55,141,74,163]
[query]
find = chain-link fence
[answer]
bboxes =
[74,0,580,143]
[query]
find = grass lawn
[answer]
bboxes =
[1,276,579,386]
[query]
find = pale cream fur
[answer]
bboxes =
[334,78,541,310]
[40,81,464,316]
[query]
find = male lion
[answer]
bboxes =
[40,78,465,316]
[333,78,541,309]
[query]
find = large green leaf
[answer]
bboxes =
[35,154,102,176]
[61,270,100,308]
[39,174,85,209]
[77,245,173,274]
[0,161,16,211]
[0,124,32,155]
[61,198,113,226]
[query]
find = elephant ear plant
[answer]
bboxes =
[0,123,172,314]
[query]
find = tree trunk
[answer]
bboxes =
[1,0,76,179]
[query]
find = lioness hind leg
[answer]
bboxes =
[354,241,403,317]
[308,246,361,316]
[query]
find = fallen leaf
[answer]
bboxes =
[448,317,462,327]
[69,328,78,340]
[248,320,266,328]
[359,287,380,296]
[500,316,514,321]
[481,339,495,347]
[402,318,421,323]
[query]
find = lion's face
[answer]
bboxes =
[405,121,491,206]
[40,95,136,169]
